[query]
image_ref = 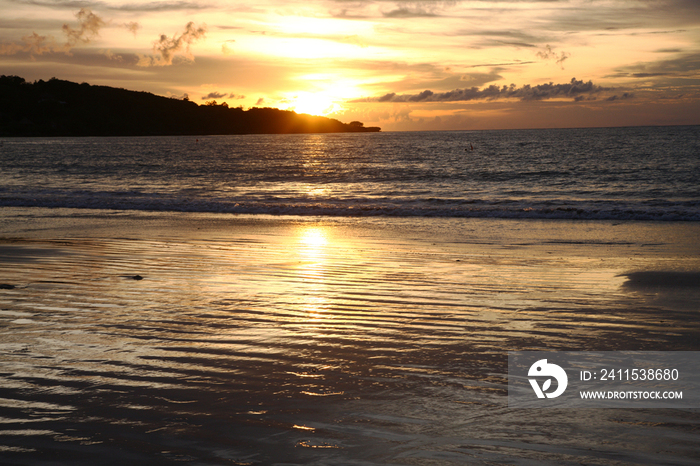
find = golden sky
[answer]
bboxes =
[1,0,699,130]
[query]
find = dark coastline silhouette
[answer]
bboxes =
[0,76,380,136]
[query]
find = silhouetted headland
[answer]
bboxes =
[0,76,380,136]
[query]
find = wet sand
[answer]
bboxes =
[1,208,699,465]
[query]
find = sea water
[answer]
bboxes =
[1,126,699,220]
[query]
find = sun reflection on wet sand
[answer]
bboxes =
[293,225,349,335]
[299,226,328,248]
[296,225,330,273]
[0,214,699,464]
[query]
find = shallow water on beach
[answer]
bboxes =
[0,212,699,465]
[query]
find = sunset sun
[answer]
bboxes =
[289,92,339,116]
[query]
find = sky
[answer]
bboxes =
[1,0,699,131]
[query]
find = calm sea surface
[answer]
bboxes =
[1,126,699,221]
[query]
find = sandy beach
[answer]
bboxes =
[1,208,700,465]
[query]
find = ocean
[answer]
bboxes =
[1,126,699,465]
[2,126,699,220]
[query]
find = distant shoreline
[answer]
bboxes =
[0,75,380,137]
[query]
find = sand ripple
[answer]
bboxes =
[1,217,699,464]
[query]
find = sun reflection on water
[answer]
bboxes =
[299,227,328,249]
[295,226,332,323]
[301,295,329,322]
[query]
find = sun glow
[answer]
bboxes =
[300,227,328,248]
[289,92,340,116]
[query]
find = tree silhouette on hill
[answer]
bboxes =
[0,76,380,136]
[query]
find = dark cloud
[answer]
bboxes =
[330,0,563,4]
[484,31,540,45]
[610,52,700,80]
[201,91,226,100]
[632,73,667,78]
[536,44,570,68]
[113,2,211,12]
[200,91,245,100]
[335,0,527,20]
[543,0,700,34]
[467,61,536,68]
[7,0,211,12]
[446,29,544,47]
[594,29,688,38]
[381,67,505,95]
[8,0,99,8]
[355,78,611,103]
[382,7,439,18]
[330,0,562,2]
[606,92,634,101]
[491,41,537,48]
[329,9,370,20]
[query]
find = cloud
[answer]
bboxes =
[9,1,213,12]
[610,52,700,80]
[111,1,211,12]
[329,0,456,19]
[330,8,370,20]
[101,49,123,61]
[439,29,548,50]
[355,78,611,103]
[6,0,101,8]
[201,91,226,100]
[139,21,207,66]
[382,7,439,18]
[62,8,105,47]
[535,0,700,37]
[255,97,265,105]
[605,92,634,101]
[123,21,140,35]
[221,40,235,55]
[0,7,106,57]
[155,22,206,64]
[467,61,536,68]
[200,91,244,100]
[0,32,62,57]
[536,44,570,69]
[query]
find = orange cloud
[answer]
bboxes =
[139,22,207,66]
[62,8,106,47]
